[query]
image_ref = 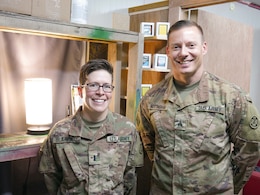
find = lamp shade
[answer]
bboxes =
[24,78,52,134]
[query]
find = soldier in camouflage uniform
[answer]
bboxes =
[136,20,260,194]
[39,59,144,194]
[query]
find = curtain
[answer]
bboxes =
[0,31,85,133]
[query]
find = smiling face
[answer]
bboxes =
[81,69,113,122]
[166,26,207,85]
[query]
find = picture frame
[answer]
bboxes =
[71,85,83,115]
[153,54,168,70]
[142,53,152,68]
[140,22,154,37]
[156,22,170,39]
[141,84,152,97]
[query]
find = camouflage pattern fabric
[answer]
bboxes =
[39,108,144,195]
[136,71,260,195]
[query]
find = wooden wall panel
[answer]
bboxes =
[129,9,168,32]
[142,71,169,84]
[197,10,253,92]
[169,0,234,8]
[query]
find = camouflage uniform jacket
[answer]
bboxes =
[39,107,144,195]
[136,71,260,195]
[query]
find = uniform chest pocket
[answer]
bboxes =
[190,111,227,156]
[151,110,175,148]
[62,144,86,187]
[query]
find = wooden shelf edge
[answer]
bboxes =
[144,36,168,41]
[120,95,127,99]
[0,11,139,43]
[129,1,169,13]
[142,68,170,72]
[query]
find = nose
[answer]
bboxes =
[96,86,104,94]
[179,46,189,56]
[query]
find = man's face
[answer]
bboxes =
[166,26,207,79]
[82,69,113,116]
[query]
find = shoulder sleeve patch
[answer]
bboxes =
[238,101,260,142]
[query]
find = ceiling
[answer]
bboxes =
[250,0,260,4]
[239,0,260,9]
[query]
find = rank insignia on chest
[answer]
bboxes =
[89,151,101,165]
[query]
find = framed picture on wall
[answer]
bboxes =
[141,84,152,97]
[142,53,152,68]
[156,22,170,39]
[153,54,168,70]
[71,85,83,115]
[140,22,154,37]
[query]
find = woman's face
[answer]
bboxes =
[82,69,113,119]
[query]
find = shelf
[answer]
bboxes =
[144,40,166,54]
[142,28,169,85]
[142,71,170,85]
[0,11,139,43]
[144,36,167,41]
[142,68,170,72]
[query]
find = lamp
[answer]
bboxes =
[24,78,52,135]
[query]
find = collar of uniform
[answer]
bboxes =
[68,106,84,137]
[68,108,115,140]
[196,71,209,102]
[89,111,115,143]
[163,72,209,103]
[163,77,179,102]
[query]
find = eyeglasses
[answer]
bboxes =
[83,82,114,93]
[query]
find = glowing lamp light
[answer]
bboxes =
[24,78,52,134]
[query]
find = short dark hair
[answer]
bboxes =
[79,59,113,85]
[167,20,204,42]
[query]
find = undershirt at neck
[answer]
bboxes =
[81,116,106,138]
[174,80,200,100]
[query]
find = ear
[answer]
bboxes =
[78,86,83,98]
[202,41,208,55]
[166,45,170,55]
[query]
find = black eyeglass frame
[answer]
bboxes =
[82,82,114,93]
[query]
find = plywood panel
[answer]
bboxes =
[108,42,119,113]
[129,9,169,32]
[142,70,169,84]
[170,0,234,9]
[126,34,144,122]
[129,1,168,13]
[144,39,167,54]
[197,10,253,92]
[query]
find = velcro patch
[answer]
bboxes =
[195,105,224,114]
[107,136,132,143]
[250,116,259,129]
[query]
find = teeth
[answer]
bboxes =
[178,61,190,64]
[94,99,105,102]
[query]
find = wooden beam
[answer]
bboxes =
[128,1,168,13]
[0,11,139,43]
[169,0,236,9]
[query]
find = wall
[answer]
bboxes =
[199,2,260,111]
[87,0,164,29]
